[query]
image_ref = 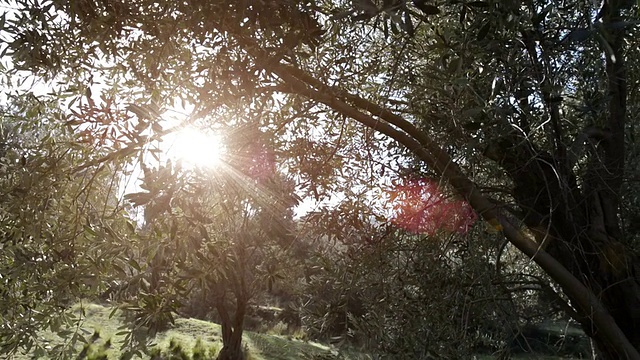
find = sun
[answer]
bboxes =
[167,127,225,168]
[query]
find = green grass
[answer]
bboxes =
[7,303,589,360]
[11,302,369,360]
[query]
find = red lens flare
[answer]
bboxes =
[389,178,477,235]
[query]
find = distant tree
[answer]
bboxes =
[119,125,298,359]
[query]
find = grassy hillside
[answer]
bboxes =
[11,302,365,360]
[9,302,590,359]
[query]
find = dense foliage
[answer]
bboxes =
[1,0,640,359]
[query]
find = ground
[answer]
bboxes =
[11,302,590,359]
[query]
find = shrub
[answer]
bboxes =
[149,337,219,360]
[76,330,111,360]
[193,338,219,360]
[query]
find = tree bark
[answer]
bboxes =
[484,129,640,358]
[482,1,639,357]
[215,294,247,360]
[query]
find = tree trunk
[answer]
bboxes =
[480,1,638,356]
[483,127,640,359]
[215,293,247,360]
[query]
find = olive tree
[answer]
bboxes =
[4,0,640,358]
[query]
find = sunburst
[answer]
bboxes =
[166,126,225,168]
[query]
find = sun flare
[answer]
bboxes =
[168,127,225,168]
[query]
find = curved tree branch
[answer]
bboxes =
[263,57,640,359]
